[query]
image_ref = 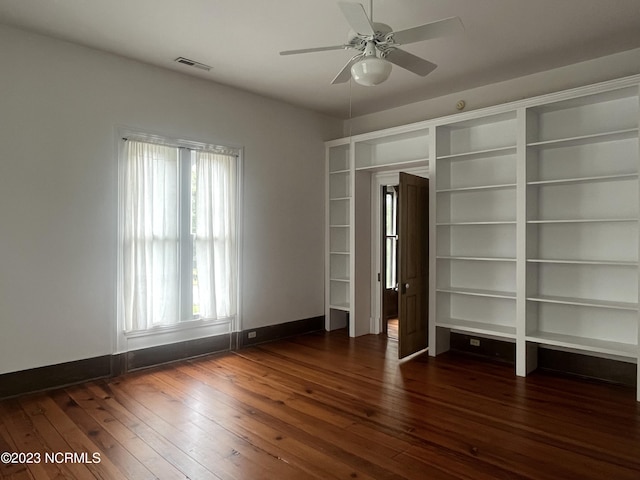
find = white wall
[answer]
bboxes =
[346,48,640,135]
[0,25,342,374]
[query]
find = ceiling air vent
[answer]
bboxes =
[174,57,212,71]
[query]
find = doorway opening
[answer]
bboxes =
[382,185,399,340]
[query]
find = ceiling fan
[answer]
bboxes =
[280,1,463,86]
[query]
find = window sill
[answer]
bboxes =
[124,316,234,339]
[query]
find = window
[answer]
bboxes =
[118,135,239,334]
[384,185,398,290]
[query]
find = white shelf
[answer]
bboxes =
[527,173,638,186]
[437,221,516,226]
[436,145,516,161]
[329,303,350,312]
[330,277,350,283]
[438,255,517,262]
[526,332,637,358]
[527,258,638,266]
[329,224,350,228]
[527,128,639,149]
[437,287,515,299]
[527,218,638,224]
[437,317,516,339]
[355,157,428,172]
[329,196,350,201]
[329,169,350,175]
[329,251,349,255]
[527,294,638,311]
[436,183,516,193]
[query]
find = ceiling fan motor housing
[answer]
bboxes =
[346,22,393,52]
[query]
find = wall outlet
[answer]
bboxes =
[248,331,257,339]
[470,338,481,347]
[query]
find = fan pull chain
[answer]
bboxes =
[348,76,353,138]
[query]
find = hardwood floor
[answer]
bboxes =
[387,318,398,340]
[1,330,639,479]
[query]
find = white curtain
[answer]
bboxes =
[194,151,237,320]
[122,141,180,331]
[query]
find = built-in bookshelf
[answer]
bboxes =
[524,86,640,362]
[327,142,351,326]
[327,76,640,401]
[434,112,518,340]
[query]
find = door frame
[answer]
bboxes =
[370,166,429,335]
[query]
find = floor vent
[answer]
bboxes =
[174,57,212,71]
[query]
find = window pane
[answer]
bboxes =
[190,155,200,317]
[385,238,398,290]
[121,141,180,332]
[192,233,199,316]
[385,193,393,236]
[193,151,238,320]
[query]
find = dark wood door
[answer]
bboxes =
[398,172,429,359]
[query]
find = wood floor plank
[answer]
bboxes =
[15,397,98,480]
[244,336,637,474]
[0,413,36,479]
[229,345,567,479]
[1,330,639,479]
[21,396,128,480]
[0,401,65,479]
[151,365,382,480]
[100,375,307,480]
[165,361,454,480]
[86,382,224,480]
[52,387,158,480]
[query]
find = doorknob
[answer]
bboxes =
[401,282,409,294]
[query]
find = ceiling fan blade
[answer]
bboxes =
[280,45,348,55]
[331,54,362,85]
[331,55,363,84]
[338,1,375,36]
[385,48,437,76]
[391,16,463,45]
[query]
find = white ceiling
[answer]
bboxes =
[2,0,640,119]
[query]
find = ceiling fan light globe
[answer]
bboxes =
[350,57,392,86]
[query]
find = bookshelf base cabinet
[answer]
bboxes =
[327,75,640,401]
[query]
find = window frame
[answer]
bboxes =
[115,127,243,352]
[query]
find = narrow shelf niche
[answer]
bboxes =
[329,171,351,199]
[329,280,350,310]
[329,254,350,281]
[329,143,350,172]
